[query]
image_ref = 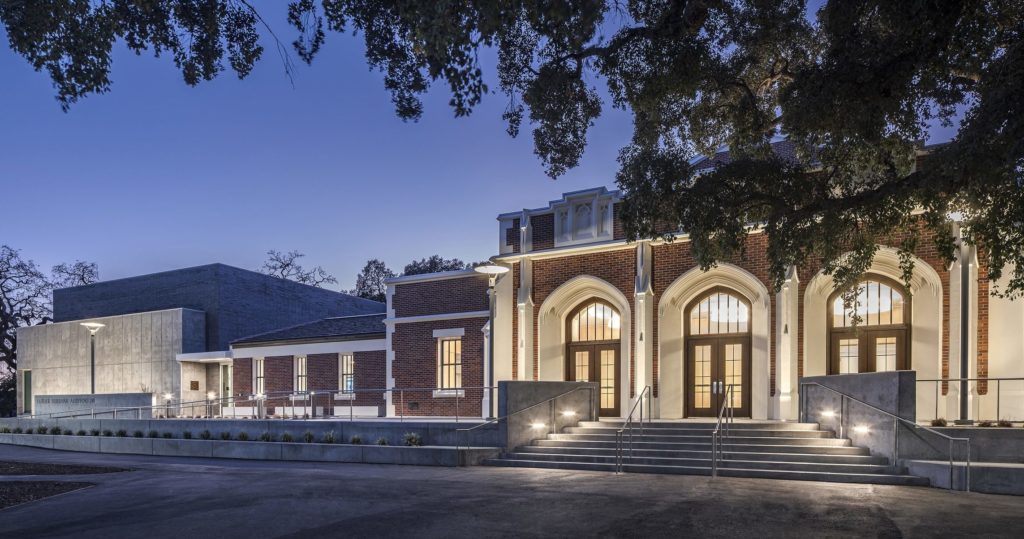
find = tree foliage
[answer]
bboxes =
[0,245,98,373]
[259,249,338,288]
[402,255,471,276]
[6,1,1024,295]
[351,258,394,302]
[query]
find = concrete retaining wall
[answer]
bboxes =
[498,381,598,452]
[0,417,500,448]
[0,433,499,467]
[898,426,1024,463]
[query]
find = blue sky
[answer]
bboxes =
[1,6,956,290]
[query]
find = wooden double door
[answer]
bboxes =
[566,343,620,417]
[829,328,909,374]
[686,336,751,417]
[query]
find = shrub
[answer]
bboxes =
[182,431,193,439]
[133,430,144,438]
[281,432,294,443]
[115,430,127,437]
[200,430,212,440]
[36,426,48,435]
[90,429,100,436]
[237,432,249,441]
[13,427,23,434]
[162,432,173,439]
[148,430,159,438]
[349,435,362,445]
[323,431,336,444]
[403,432,423,447]
[303,431,314,443]
[62,429,72,435]
[220,432,231,440]
[259,432,273,442]
[76,430,87,436]
[303,414,310,420]
[0,427,9,433]
[931,418,948,427]
[24,428,33,434]
[978,420,994,427]
[997,420,1013,428]
[102,430,113,437]
[376,437,388,446]
[52,426,64,435]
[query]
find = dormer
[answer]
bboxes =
[497,187,622,255]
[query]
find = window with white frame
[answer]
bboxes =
[254,358,265,395]
[294,356,307,393]
[339,353,355,394]
[438,338,463,390]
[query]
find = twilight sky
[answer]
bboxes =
[1,5,957,291]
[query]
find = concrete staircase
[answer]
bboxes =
[485,420,929,486]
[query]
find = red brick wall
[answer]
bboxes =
[531,213,555,251]
[506,218,521,253]
[612,203,626,240]
[651,233,777,399]
[532,248,636,395]
[393,275,489,317]
[264,355,294,394]
[233,358,252,397]
[354,350,386,407]
[391,317,487,416]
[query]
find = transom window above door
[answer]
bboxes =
[688,290,750,335]
[569,301,621,342]
[832,279,905,327]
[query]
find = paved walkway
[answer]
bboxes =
[0,445,1021,538]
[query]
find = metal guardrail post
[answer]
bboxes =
[934,381,939,420]
[996,379,1001,422]
[400,390,404,422]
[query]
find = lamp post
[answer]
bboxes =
[474,264,509,419]
[80,322,105,394]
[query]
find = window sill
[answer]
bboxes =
[289,394,312,401]
[432,389,465,398]
[334,393,356,401]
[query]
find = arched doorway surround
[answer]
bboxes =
[684,288,752,417]
[658,263,771,419]
[537,275,632,417]
[827,275,911,374]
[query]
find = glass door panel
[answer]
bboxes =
[599,349,616,411]
[573,350,591,382]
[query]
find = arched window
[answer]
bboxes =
[569,300,621,342]
[828,276,911,374]
[688,290,750,335]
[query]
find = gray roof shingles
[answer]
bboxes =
[231,313,386,346]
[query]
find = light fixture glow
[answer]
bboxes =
[531,422,546,429]
[820,410,836,418]
[207,391,217,400]
[561,410,577,417]
[853,425,870,434]
[474,264,510,276]
[163,393,173,401]
[80,322,105,334]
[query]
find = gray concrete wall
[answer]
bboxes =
[34,393,153,419]
[54,264,384,350]
[498,381,598,451]
[899,426,1024,463]
[800,372,916,465]
[16,309,205,415]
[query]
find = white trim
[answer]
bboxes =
[384,311,489,325]
[433,389,465,398]
[384,269,479,285]
[232,338,385,359]
[432,327,465,338]
[176,350,232,363]
[334,393,355,401]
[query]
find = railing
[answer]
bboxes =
[917,377,1024,422]
[454,385,596,451]
[800,381,971,492]
[614,386,652,473]
[29,385,498,422]
[711,384,735,478]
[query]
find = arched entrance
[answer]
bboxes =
[684,288,752,417]
[828,275,911,374]
[565,300,622,416]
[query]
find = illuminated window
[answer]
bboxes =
[875,337,897,372]
[832,279,905,327]
[340,354,355,393]
[689,291,750,335]
[838,339,859,374]
[294,356,307,393]
[254,358,265,395]
[438,338,462,390]
[569,301,621,342]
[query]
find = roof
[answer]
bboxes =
[231,313,386,346]
[691,139,805,171]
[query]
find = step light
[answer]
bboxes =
[531,422,547,430]
[853,425,870,434]
[820,410,836,418]
[561,410,577,417]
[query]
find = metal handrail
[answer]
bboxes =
[711,384,735,478]
[800,381,971,492]
[916,377,1024,422]
[614,385,652,473]
[454,385,596,451]
[29,385,498,422]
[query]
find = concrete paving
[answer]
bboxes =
[0,445,1021,538]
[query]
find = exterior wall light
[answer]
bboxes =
[531,422,546,429]
[853,425,870,434]
[820,410,836,418]
[207,391,217,400]
[163,393,173,401]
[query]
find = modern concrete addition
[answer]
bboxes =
[34,393,154,419]
[498,380,598,451]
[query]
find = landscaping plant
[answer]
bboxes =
[931,418,948,427]
[90,429,100,436]
[200,430,212,440]
[63,429,73,435]
[237,432,249,441]
[182,431,193,439]
[220,432,232,440]
[148,430,159,438]
[76,430,87,436]
[102,430,113,437]
[997,420,1013,428]
[349,435,362,445]
[403,432,423,447]
[303,431,314,443]
[36,426,48,434]
[162,432,173,438]
[115,429,127,437]
[376,437,388,446]
[323,431,336,444]
[133,430,144,438]
[259,431,272,442]
[281,432,294,443]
